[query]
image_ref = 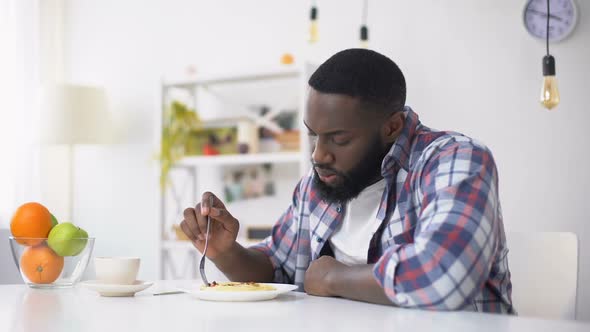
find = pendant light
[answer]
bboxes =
[360,0,369,48]
[309,1,319,44]
[540,0,560,110]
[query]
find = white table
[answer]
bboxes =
[1,280,588,332]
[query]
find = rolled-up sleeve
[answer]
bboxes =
[250,180,302,284]
[373,140,501,310]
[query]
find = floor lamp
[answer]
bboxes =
[41,84,111,222]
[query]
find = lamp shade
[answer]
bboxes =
[42,84,111,144]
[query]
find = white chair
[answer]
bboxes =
[0,228,23,284]
[506,231,578,320]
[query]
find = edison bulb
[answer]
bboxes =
[309,21,318,43]
[540,55,560,110]
[540,75,560,110]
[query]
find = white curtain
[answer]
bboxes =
[0,0,42,227]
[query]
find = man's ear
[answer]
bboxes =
[381,111,404,143]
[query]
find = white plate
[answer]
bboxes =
[80,280,153,297]
[177,283,298,302]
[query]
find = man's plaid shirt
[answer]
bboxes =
[252,107,514,313]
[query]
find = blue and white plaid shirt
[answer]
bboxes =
[252,107,514,313]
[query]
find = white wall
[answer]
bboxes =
[61,0,590,320]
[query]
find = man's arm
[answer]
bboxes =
[182,179,304,284]
[304,256,393,305]
[211,242,275,282]
[372,140,501,310]
[181,192,275,282]
[226,179,305,284]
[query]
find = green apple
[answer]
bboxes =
[47,222,89,256]
[50,213,59,228]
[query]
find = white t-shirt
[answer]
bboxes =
[329,178,387,266]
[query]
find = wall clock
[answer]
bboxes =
[523,0,578,42]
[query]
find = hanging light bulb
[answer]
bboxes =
[541,55,560,109]
[360,0,369,48]
[540,0,560,110]
[309,2,318,44]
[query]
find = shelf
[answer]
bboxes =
[162,239,261,251]
[163,240,194,250]
[163,67,301,89]
[175,152,301,167]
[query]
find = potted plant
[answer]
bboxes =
[158,100,200,188]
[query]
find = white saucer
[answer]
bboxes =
[80,280,153,297]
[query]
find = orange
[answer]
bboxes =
[10,202,53,246]
[20,245,64,284]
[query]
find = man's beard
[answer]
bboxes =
[312,136,389,204]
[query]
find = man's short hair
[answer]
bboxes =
[308,48,406,114]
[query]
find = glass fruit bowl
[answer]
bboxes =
[9,237,95,288]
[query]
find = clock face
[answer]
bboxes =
[524,0,578,42]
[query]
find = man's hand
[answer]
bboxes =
[180,191,240,260]
[180,191,274,283]
[304,256,347,297]
[304,256,394,305]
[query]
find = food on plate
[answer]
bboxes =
[200,281,276,292]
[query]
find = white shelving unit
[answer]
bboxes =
[175,152,301,167]
[165,67,302,88]
[157,63,316,280]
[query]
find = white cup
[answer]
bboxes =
[94,257,140,285]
